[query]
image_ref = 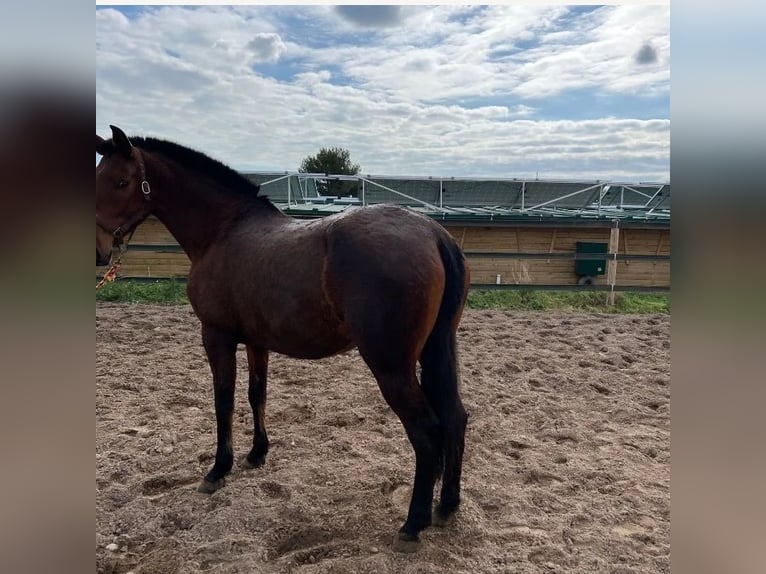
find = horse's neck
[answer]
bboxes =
[147,159,269,261]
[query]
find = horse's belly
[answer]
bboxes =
[245,308,354,360]
[260,321,354,359]
[269,335,355,360]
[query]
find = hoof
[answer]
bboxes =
[240,454,266,470]
[432,508,456,528]
[392,531,420,554]
[196,478,225,494]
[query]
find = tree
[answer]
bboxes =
[299,147,360,197]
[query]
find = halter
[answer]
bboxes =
[96,147,152,243]
[96,147,152,290]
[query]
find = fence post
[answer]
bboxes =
[606,219,620,305]
[521,180,525,211]
[440,178,443,209]
[287,175,291,206]
[598,183,603,217]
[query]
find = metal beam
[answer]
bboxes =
[357,176,450,213]
[522,182,602,212]
[643,184,666,213]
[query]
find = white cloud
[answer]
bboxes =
[290,5,669,103]
[96,6,669,181]
[294,70,332,86]
[512,6,669,98]
[96,8,129,29]
[246,32,285,63]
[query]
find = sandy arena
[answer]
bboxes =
[96,302,670,573]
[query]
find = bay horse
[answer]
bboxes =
[96,125,469,552]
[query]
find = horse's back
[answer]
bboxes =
[327,203,450,257]
[326,204,447,283]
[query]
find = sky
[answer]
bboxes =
[96,4,670,182]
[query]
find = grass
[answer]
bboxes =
[96,278,189,304]
[466,289,669,314]
[97,279,669,314]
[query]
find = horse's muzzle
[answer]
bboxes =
[97,249,110,266]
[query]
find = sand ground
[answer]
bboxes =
[96,303,670,573]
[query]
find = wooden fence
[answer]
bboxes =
[97,216,670,292]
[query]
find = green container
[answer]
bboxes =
[575,241,608,276]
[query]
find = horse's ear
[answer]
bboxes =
[96,134,115,156]
[110,125,133,156]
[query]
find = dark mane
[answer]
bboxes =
[127,136,277,211]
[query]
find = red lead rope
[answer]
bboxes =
[96,258,122,291]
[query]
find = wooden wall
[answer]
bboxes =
[445,225,670,287]
[99,217,670,289]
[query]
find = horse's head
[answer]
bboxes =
[96,125,152,266]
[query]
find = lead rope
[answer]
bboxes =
[96,258,122,291]
[96,226,137,291]
[96,148,150,291]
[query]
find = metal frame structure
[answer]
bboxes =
[241,171,670,223]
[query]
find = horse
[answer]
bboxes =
[96,125,470,552]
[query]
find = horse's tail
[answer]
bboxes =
[420,233,469,513]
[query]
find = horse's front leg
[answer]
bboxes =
[241,345,269,469]
[197,325,238,494]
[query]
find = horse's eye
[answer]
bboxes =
[117,179,128,188]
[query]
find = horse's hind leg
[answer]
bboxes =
[369,367,442,553]
[197,325,238,494]
[420,322,468,526]
[242,345,269,469]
